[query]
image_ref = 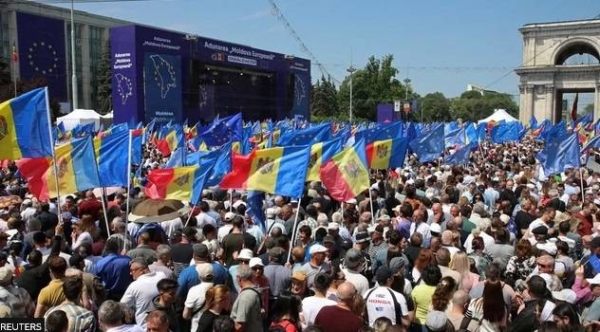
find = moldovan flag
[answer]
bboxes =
[94,129,129,187]
[220,146,311,198]
[0,88,53,160]
[145,162,215,203]
[156,125,183,156]
[306,138,343,182]
[366,138,409,170]
[16,136,101,201]
[319,140,370,202]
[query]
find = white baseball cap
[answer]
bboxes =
[309,244,328,255]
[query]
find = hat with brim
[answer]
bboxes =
[128,199,190,223]
[355,231,370,244]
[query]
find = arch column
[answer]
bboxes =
[545,85,554,122]
[596,84,600,120]
[525,85,535,122]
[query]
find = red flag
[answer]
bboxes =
[571,93,579,122]
[11,43,18,62]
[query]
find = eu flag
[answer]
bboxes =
[277,123,331,146]
[409,123,444,163]
[446,144,472,166]
[539,133,580,175]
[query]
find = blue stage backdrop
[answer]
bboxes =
[110,24,310,124]
[143,53,183,123]
[17,12,67,102]
[111,26,140,124]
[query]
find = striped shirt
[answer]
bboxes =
[45,302,96,332]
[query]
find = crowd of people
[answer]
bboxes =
[2,137,600,332]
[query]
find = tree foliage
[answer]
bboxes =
[338,55,413,121]
[95,41,112,114]
[450,92,518,122]
[418,92,452,122]
[310,75,338,117]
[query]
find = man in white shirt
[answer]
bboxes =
[526,206,556,239]
[217,212,236,244]
[410,209,431,248]
[183,264,215,332]
[120,257,166,326]
[342,249,369,296]
[196,201,216,228]
[363,266,410,327]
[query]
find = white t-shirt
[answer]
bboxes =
[217,225,233,243]
[363,286,409,326]
[342,268,370,296]
[72,231,93,251]
[185,282,214,332]
[301,296,336,328]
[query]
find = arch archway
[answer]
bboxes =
[516,20,600,123]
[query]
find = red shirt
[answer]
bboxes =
[78,199,103,220]
[314,305,364,332]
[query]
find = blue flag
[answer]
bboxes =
[246,191,267,233]
[409,123,444,163]
[277,123,331,146]
[538,133,581,175]
[446,144,472,166]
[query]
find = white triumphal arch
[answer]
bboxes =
[516,19,600,123]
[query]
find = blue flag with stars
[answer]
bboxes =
[276,123,331,146]
[446,144,472,166]
[537,133,581,176]
[409,123,444,163]
[354,122,402,145]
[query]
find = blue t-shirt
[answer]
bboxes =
[96,254,131,294]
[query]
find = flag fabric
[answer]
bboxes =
[144,162,215,203]
[16,136,100,201]
[490,122,521,144]
[319,140,370,202]
[306,139,343,182]
[246,190,267,232]
[200,113,243,146]
[409,123,445,163]
[571,93,579,123]
[444,127,467,148]
[0,88,53,160]
[11,43,18,62]
[220,146,311,198]
[582,134,600,152]
[354,122,402,145]
[446,144,472,166]
[156,125,183,156]
[93,129,129,187]
[530,116,538,129]
[366,138,409,170]
[131,129,144,165]
[276,123,331,146]
[539,133,581,176]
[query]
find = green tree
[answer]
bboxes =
[419,92,451,122]
[584,103,594,115]
[338,55,412,121]
[450,92,518,122]
[95,41,112,114]
[310,75,338,117]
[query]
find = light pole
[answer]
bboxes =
[347,65,356,122]
[70,0,78,110]
[404,78,410,122]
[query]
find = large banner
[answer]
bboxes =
[143,53,182,124]
[111,26,139,124]
[17,12,67,101]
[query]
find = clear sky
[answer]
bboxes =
[57,0,600,104]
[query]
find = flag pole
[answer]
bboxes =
[580,167,586,204]
[100,187,111,236]
[184,201,197,228]
[286,196,302,264]
[125,130,132,222]
[44,87,62,217]
[368,189,375,224]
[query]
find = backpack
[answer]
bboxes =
[269,320,298,332]
[364,287,403,325]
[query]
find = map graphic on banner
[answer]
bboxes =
[115,73,133,105]
[149,55,177,99]
[143,53,182,123]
